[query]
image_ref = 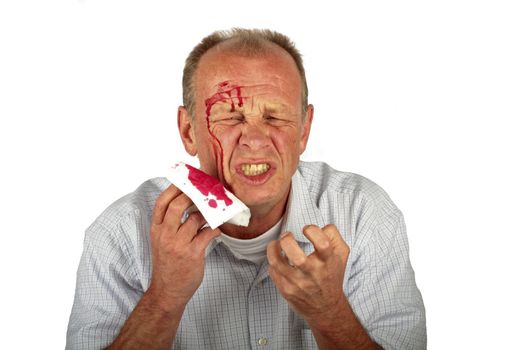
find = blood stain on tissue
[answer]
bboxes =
[186,164,233,207]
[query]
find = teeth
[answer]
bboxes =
[241,163,270,176]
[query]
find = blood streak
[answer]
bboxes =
[205,82,244,115]
[204,81,245,183]
[186,164,233,207]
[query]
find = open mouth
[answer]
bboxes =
[240,163,270,176]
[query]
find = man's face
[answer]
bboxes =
[181,45,313,213]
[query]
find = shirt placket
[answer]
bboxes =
[247,262,276,349]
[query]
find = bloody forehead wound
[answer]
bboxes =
[204,80,247,178]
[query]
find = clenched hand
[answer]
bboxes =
[148,185,221,310]
[267,224,350,329]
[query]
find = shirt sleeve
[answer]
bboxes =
[348,211,427,350]
[66,213,143,350]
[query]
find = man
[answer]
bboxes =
[67,28,426,349]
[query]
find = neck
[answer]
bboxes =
[220,192,289,239]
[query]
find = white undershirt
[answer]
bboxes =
[218,218,283,265]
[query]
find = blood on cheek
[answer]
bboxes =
[204,81,245,181]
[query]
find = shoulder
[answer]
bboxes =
[297,160,400,219]
[82,177,170,286]
[296,160,404,256]
[89,178,169,229]
[84,177,170,248]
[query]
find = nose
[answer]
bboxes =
[239,122,271,151]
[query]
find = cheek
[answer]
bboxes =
[211,126,242,153]
[196,125,216,152]
[273,129,300,155]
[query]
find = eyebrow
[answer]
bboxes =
[262,102,289,113]
[210,103,236,114]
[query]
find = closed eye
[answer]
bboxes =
[264,115,290,126]
[213,114,244,126]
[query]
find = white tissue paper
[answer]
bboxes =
[166,162,251,229]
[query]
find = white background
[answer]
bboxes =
[1,1,524,348]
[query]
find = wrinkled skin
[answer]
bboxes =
[178,43,313,237]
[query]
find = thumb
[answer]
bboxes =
[193,227,221,252]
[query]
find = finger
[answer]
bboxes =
[163,193,194,233]
[192,227,221,252]
[267,249,287,290]
[303,225,333,260]
[268,263,285,288]
[177,211,208,243]
[279,232,309,270]
[152,185,181,225]
[267,240,284,266]
[322,224,344,243]
[322,224,351,259]
[267,240,300,278]
[266,241,305,287]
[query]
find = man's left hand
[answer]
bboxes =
[267,224,350,327]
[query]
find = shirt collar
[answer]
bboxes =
[281,165,326,245]
[205,163,326,256]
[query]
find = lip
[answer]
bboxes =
[233,159,277,185]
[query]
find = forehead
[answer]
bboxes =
[194,45,302,104]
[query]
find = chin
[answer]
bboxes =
[239,193,271,207]
[237,185,288,211]
[234,189,273,207]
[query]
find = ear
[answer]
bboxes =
[299,104,314,154]
[178,106,197,156]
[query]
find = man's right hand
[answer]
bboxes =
[147,184,221,312]
[107,185,219,349]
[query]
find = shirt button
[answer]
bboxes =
[257,337,268,346]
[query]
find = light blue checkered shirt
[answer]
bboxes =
[66,161,426,349]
